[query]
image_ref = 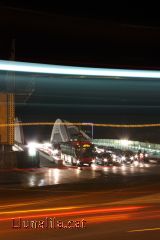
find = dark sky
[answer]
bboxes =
[1,3,160,143]
[0,3,160,68]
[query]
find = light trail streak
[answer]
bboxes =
[1,59,160,78]
[0,193,90,210]
[85,213,129,223]
[0,202,42,209]
[1,122,160,128]
[0,206,144,216]
[0,206,78,215]
[0,206,144,222]
[128,227,160,232]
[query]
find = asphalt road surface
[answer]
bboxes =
[0,163,160,239]
[0,162,159,188]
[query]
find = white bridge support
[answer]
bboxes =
[50,118,90,144]
[50,119,70,143]
[13,117,24,151]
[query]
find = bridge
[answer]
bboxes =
[50,118,91,144]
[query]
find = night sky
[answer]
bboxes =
[1,3,160,143]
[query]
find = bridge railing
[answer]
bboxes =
[92,139,160,156]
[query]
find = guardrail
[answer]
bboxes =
[92,139,160,156]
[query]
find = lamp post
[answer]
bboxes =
[83,122,93,140]
[91,123,93,140]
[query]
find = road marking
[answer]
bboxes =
[128,227,160,233]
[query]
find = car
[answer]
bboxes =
[94,152,113,166]
[121,150,135,165]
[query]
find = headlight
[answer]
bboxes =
[104,158,108,162]
[130,156,134,160]
[121,156,126,161]
[145,153,148,157]
[140,153,143,158]
[92,159,95,163]
[27,142,38,157]
[28,148,36,157]
[134,160,139,167]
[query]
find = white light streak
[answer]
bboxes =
[1,60,160,78]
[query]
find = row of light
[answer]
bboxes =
[2,122,160,128]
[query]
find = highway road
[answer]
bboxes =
[0,163,160,239]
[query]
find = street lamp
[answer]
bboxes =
[91,123,93,140]
[83,122,94,140]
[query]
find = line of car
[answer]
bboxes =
[92,146,149,167]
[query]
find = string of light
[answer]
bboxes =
[1,122,160,128]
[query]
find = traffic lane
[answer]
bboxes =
[0,186,160,240]
[0,162,159,188]
[0,167,100,187]
[24,163,160,188]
